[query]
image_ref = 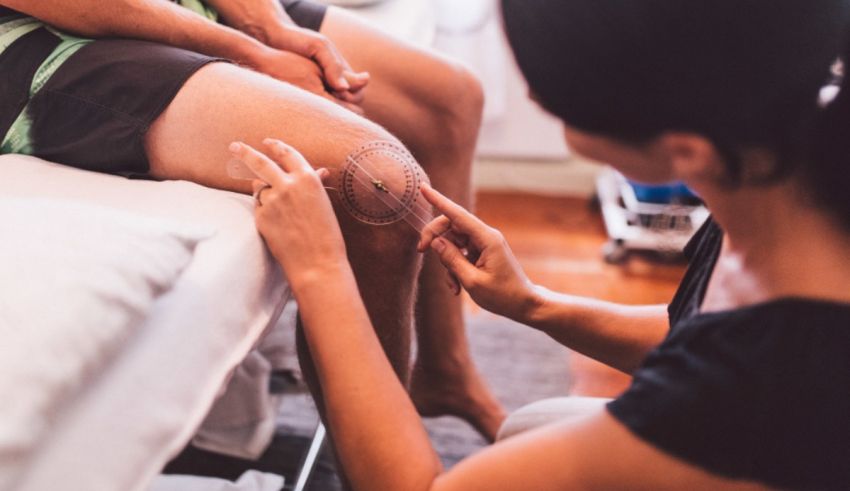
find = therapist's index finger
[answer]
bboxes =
[421,184,488,235]
[263,139,312,175]
[229,142,287,186]
[418,215,452,252]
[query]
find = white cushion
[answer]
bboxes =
[0,155,291,491]
[0,196,206,489]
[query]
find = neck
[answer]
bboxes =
[689,178,850,306]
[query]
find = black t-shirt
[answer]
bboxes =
[607,218,850,490]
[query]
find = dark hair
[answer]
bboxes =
[501,0,850,228]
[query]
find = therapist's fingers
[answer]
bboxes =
[316,167,331,182]
[430,236,480,287]
[229,142,288,186]
[421,184,494,242]
[447,271,462,296]
[262,138,314,175]
[418,215,452,252]
[252,179,268,195]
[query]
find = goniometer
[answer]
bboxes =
[337,141,431,231]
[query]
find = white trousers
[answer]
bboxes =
[497,397,612,441]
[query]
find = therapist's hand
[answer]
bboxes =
[229,139,350,289]
[418,185,539,322]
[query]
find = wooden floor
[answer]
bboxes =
[473,191,687,398]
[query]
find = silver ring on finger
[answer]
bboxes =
[253,183,272,206]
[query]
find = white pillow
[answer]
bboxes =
[0,197,207,489]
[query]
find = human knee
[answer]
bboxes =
[426,62,485,146]
[332,132,431,253]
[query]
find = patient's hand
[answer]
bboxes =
[268,25,370,105]
[252,47,364,114]
[210,0,369,106]
[229,139,350,289]
[418,185,539,322]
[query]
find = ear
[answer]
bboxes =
[655,133,724,182]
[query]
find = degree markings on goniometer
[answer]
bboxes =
[337,141,432,231]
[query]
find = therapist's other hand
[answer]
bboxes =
[418,185,538,322]
[229,139,349,288]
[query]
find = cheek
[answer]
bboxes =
[606,153,674,184]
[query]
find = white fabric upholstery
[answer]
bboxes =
[0,197,204,490]
[0,155,291,491]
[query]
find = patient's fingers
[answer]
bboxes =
[229,142,288,187]
[262,139,313,175]
[336,71,369,104]
[346,71,370,91]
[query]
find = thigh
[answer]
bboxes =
[145,62,386,194]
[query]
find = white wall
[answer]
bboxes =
[433,0,569,160]
[433,0,599,196]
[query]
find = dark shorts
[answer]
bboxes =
[280,0,328,32]
[2,0,328,175]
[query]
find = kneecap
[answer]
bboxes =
[334,140,432,231]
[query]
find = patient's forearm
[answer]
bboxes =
[204,0,292,43]
[526,286,669,374]
[294,267,442,491]
[0,0,268,66]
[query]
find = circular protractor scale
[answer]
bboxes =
[338,141,424,226]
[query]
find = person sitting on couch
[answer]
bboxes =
[237,0,850,488]
[0,0,505,440]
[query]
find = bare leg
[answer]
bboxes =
[320,8,506,440]
[145,63,421,417]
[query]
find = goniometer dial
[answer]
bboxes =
[338,141,427,226]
